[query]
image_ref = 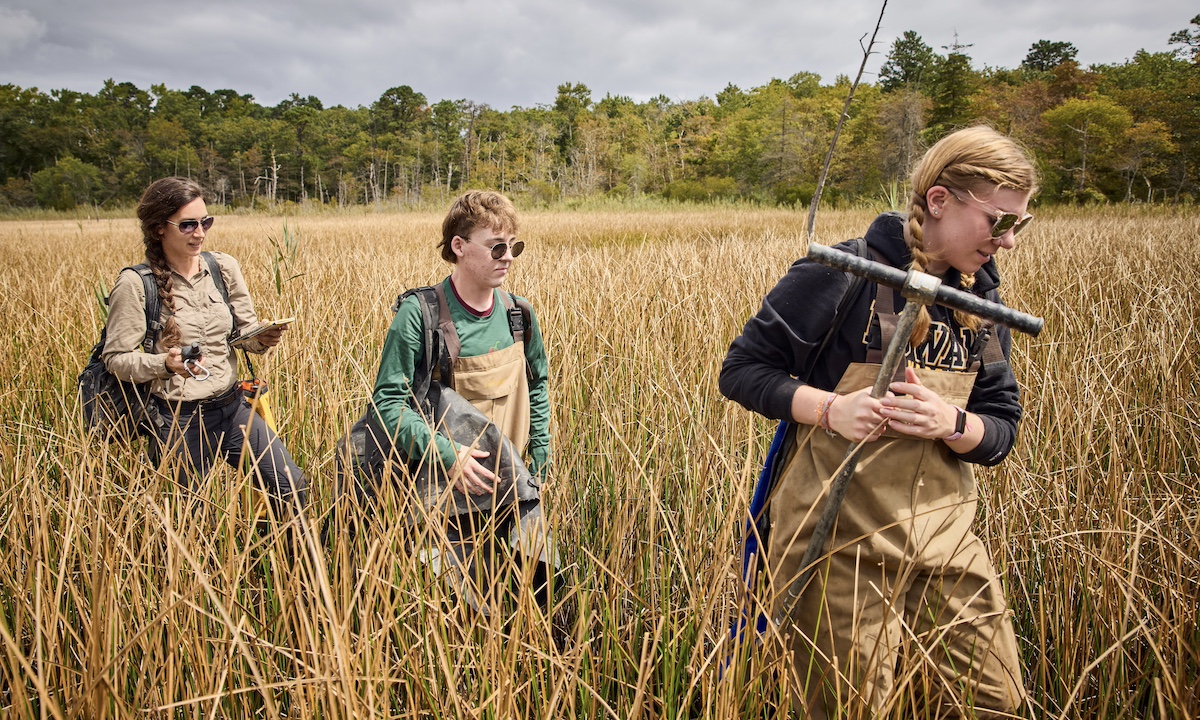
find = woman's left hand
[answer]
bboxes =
[879,367,958,439]
[256,325,286,348]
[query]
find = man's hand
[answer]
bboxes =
[451,445,497,496]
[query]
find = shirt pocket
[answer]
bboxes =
[206,292,233,339]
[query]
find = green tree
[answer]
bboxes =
[1042,95,1133,200]
[1168,13,1200,62]
[786,72,822,99]
[715,83,748,117]
[926,37,979,136]
[553,82,592,163]
[0,85,54,181]
[372,85,427,138]
[1021,40,1079,72]
[145,116,200,178]
[878,31,937,93]
[31,155,106,209]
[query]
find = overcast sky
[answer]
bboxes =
[0,0,1193,110]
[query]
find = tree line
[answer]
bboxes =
[2,16,1198,211]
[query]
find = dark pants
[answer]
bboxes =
[152,392,306,512]
[331,427,559,613]
[442,499,561,613]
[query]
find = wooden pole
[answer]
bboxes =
[806,0,889,241]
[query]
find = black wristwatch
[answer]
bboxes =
[944,406,968,442]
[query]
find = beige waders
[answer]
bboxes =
[767,360,1025,719]
[433,341,556,612]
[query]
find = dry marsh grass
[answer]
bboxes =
[0,206,1197,718]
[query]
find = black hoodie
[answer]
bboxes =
[719,212,1021,466]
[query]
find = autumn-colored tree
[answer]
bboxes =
[1118,120,1176,201]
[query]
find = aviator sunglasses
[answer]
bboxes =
[458,235,525,259]
[949,189,1033,238]
[166,216,215,234]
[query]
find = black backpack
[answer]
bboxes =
[78,252,233,441]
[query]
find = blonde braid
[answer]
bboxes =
[902,192,933,347]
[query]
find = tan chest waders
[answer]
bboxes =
[425,285,555,614]
[766,284,1025,719]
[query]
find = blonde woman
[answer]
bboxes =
[721,126,1036,718]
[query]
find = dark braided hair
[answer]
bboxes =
[136,177,205,349]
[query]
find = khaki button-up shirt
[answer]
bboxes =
[101,251,268,402]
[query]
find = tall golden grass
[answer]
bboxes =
[0,206,1196,718]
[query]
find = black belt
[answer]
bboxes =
[158,384,244,414]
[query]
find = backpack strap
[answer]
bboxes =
[868,269,1005,377]
[201,251,238,340]
[128,264,161,353]
[504,292,535,381]
[93,263,160,363]
[431,283,462,388]
[867,281,909,384]
[811,238,868,371]
[969,321,1007,376]
[402,283,535,394]
[391,285,455,402]
[502,292,530,344]
[410,287,441,403]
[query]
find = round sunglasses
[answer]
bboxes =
[166,216,215,234]
[949,190,1033,238]
[459,236,525,259]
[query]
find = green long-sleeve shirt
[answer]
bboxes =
[370,277,552,475]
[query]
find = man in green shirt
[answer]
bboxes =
[368,190,554,610]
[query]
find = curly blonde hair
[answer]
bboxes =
[438,191,519,263]
[904,126,1038,343]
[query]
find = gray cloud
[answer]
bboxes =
[1,0,1193,108]
[0,6,45,57]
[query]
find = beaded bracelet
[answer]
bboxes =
[817,392,838,437]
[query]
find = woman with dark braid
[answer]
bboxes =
[102,177,306,513]
[721,126,1036,718]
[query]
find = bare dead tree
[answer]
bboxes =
[806,0,889,241]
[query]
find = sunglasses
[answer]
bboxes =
[166,216,215,234]
[459,236,525,259]
[949,190,1033,238]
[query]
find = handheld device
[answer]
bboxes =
[180,342,210,381]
